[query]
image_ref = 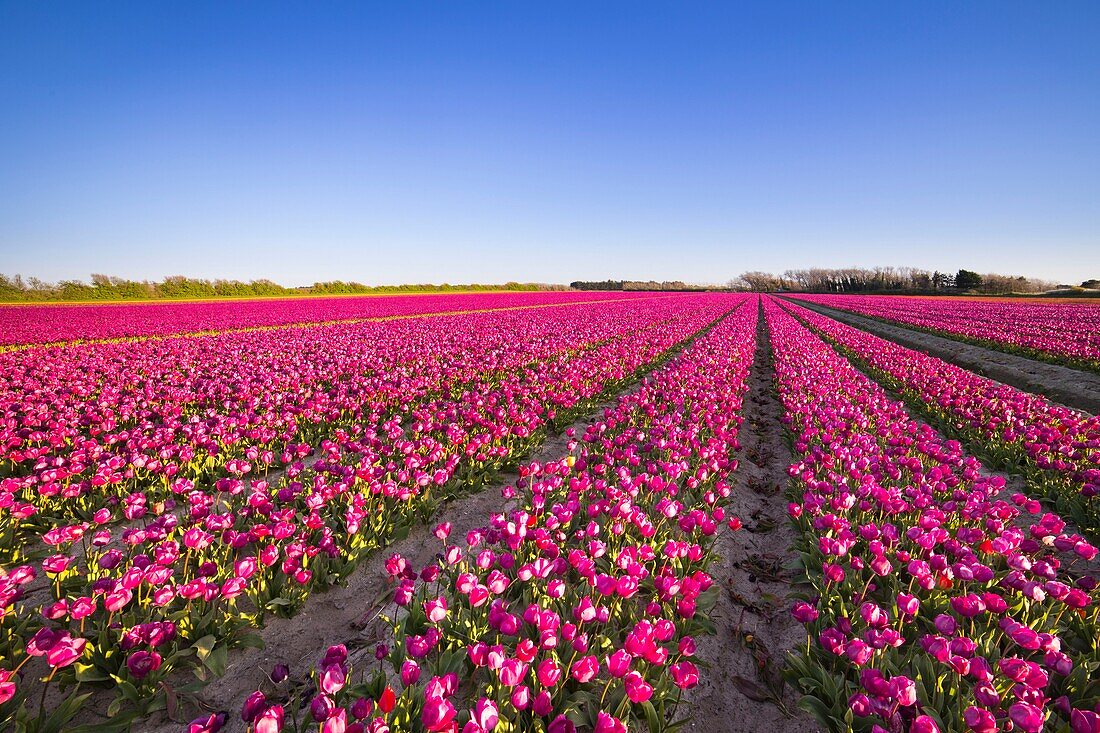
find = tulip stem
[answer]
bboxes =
[599,677,613,705]
[38,667,57,721]
[1051,605,1066,630]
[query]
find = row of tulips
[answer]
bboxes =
[789,294,1100,373]
[777,299,1100,538]
[0,291,645,347]
[0,296,748,732]
[2,296,714,563]
[210,296,759,733]
[763,297,1100,732]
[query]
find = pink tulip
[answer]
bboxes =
[242,691,268,723]
[595,712,628,733]
[536,658,561,687]
[910,716,940,733]
[510,685,530,710]
[1071,710,1100,733]
[46,636,86,668]
[1009,702,1045,733]
[421,693,456,732]
[623,671,654,703]
[473,698,498,731]
[255,705,284,733]
[963,707,997,733]
[497,659,527,687]
[669,661,699,690]
[0,671,15,705]
[322,709,347,733]
[570,655,598,684]
[320,664,347,695]
[125,650,163,680]
[188,712,228,733]
[424,597,448,623]
[399,662,420,690]
[791,601,819,623]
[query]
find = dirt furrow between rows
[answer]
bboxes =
[684,305,821,733]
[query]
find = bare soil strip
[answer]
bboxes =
[683,306,821,733]
[786,299,1100,415]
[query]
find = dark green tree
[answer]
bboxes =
[955,269,983,290]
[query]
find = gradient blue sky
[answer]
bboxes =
[1,2,1098,285]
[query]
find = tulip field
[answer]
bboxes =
[789,294,1100,372]
[1,292,1098,733]
[776,300,1100,535]
[0,292,648,348]
[767,299,1099,733]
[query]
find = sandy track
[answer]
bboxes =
[787,299,1100,415]
[683,306,821,733]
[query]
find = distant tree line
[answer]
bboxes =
[570,280,625,291]
[0,274,562,302]
[5,270,1088,302]
[569,280,711,292]
[728,267,1062,294]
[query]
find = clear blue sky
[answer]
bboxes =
[1,2,1097,285]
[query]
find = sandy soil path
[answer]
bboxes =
[683,306,821,733]
[786,299,1100,415]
